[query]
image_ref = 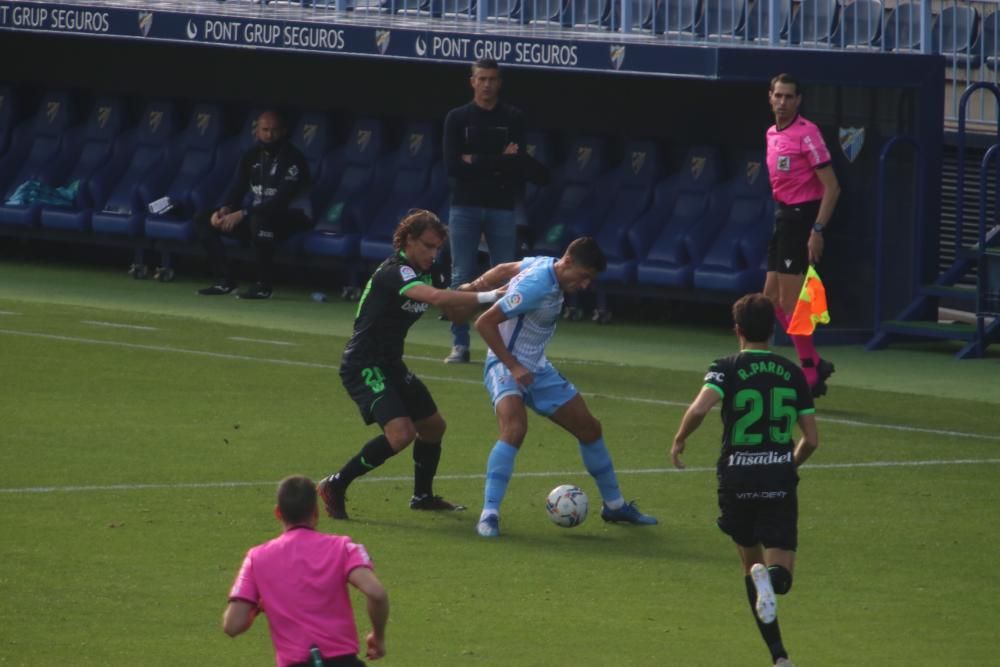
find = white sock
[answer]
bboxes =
[479,509,498,521]
[604,496,625,510]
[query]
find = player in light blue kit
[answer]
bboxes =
[461,237,657,537]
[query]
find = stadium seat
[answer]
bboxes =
[89,102,178,240]
[745,0,791,42]
[0,91,76,228]
[529,135,611,257]
[933,5,981,69]
[521,130,561,239]
[694,0,747,39]
[693,151,774,293]
[790,0,840,45]
[486,0,532,22]
[634,146,724,288]
[559,0,608,27]
[648,0,702,35]
[39,96,127,233]
[359,121,446,262]
[301,117,390,260]
[0,86,17,159]
[592,140,665,285]
[280,110,338,255]
[882,3,921,51]
[831,0,882,48]
[143,104,226,244]
[380,0,430,13]
[982,11,1000,69]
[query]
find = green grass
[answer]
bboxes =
[0,262,998,666]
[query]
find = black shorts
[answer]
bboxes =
[289,654,365,667]
[716,487,798,551]
[767,200,820,275]
[340,363,438,427]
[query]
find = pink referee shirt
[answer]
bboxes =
[228,526,374,667]
[766,114,831,206]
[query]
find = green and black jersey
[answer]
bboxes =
[703,350,815,493]
[341,252,446,371]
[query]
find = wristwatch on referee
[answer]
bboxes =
[812,222,825,233]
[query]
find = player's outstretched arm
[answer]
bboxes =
[671,387,720,469]
[404,283,503,309]
[460,261,522,292]
[349,567,389,660]
[793,413,819,467]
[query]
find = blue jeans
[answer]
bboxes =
[448,205,518,347]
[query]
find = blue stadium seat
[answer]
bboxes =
[39,97,127,233]
[90,101,177,238]
[694,0,747,38]
[882,2,920,51]
[593,141,665,285]
[359,122,446,262]
[745,0,790,42]
[831,0,882,48]
[0,91,76,227]
[0,86,17,159]
[278,110,338,254]
[529,135,610,257]
[790,0,839,45]
[634,146,724,288]
[487,0,532,22]
[143,104,226,243]
[933,5,981,68]
[380,0,430,13]
[521,130,560,238]
[302,117,390,260]
[648,0,702,35]
[982,11,1000,69]
[560,0,608,27]
[693,151,774,293]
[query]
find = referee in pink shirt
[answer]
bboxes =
[223,476,389,666]
[764,73,841,397]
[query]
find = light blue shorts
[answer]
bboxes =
[484,360,578,417]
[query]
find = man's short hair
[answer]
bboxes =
[393,209,447,251]
[471,58,500,75]
[733,293,775,343]
[277,476,317,524]
[565,236,607,273]
[769,73,800,96]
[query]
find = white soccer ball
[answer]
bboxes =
[546,484,589,528]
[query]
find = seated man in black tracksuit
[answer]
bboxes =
[196,110,311,300]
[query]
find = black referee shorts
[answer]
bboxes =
[340,363,438,427]
[767,200,820,275]
[288,654,365,667]
[717,488,798,552]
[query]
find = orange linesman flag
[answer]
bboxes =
[786,266,831,335]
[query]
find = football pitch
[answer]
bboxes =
[1,259,998,666]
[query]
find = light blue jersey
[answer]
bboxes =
[485,256,563,373]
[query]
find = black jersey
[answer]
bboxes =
[341,252,446,370]
[703,350,815,493]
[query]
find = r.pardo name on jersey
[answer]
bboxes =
[430,35,578,66]
[0,6,109,33]
[202,19,345,50]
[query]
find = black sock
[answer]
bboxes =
[768,565,793,595]
[337,435,396,486]
[412,439,442,497]
[744,574,787,662]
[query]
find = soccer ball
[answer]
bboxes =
[546,484,589,528]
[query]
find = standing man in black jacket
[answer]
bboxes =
[196,110,311,300]
[441,58,548,363]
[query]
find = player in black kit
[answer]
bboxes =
[671,293,819,667]
[318,210,504,520]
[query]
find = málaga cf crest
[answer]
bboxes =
[838,126,865,163]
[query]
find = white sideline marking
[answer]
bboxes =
[2,458,999,495]
[1,327,999,444]
[0,310,19,315]
[81,320,158,331]
[228,336,296,346]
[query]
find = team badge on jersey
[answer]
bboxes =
[505,293,523,308]
[400,265,417,282]
[777,156,790,171]
[838,126,865,163]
